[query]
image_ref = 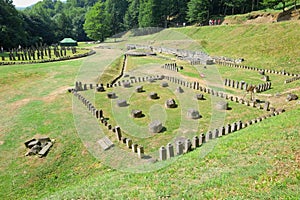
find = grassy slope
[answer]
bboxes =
[177,21,300,74]
[0,22,299,199]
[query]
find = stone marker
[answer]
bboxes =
[126,138,132,148]
[166,143,174,158]
[107,92,116,99]
[263,76,270,81]
[131,110,143,118]
[123,82,131,88]
[97,137,114,151]
[149,92,159,99]
[176,86,184,93]
[159,146,167,160]
[196,94,204,100]
[115,126,122,141]
[136,86,143,93]
[176,141,184,155]
[286,93,298,101]
[186,109,201,119]
[96,86,105,92]
[137,146,144,158]
[149,120,163,133]
[264,101,270,111]
[184,139,192,153]
[225,124,231,134]
[117,99,128,107]
[132,143,138,153]
[192,136,200,148]
[165,98,177,108]
[216,101,228,110]
[161,82,169,87]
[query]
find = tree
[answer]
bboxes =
[83,1,110,41]
[105,0,128,35]
[138,0,165,27]
[186,0,210,24]
[0,0,26,48]
[124,0,140,30]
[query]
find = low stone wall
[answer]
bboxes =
[159,108,285,161]
[224,78,272,93]
[162,63,178,72]
[284,75,300,84]
[0,49,95,66]
[215,59,300,77]
[126,44,211,65]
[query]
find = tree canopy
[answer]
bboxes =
[0,0,298,48]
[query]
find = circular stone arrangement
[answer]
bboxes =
[149,120,163,133]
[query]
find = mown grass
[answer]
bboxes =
[0,20,300,199]
[177,21,300,73]
[98,55,124,84]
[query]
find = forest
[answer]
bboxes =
[0,0,298,48]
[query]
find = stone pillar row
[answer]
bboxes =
[159,106,285,161]
[223,78,272,93]
[214,59,298,77]
[161,63,179,72]
[72,90,145,159]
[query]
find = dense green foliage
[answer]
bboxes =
[0,0,299,48]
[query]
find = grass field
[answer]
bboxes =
[0,20,300,199]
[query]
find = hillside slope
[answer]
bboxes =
[177,21,300,73]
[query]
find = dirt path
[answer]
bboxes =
[76,48,124,84]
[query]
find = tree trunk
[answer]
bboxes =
[252,0,255,11]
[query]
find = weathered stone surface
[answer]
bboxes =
[263,76,270,81]
[176,141,184,155]
[159,146,167,160]
[123,82,131,88]
[166,143,174,158]
[176,86,184,93]
[161,82,169,87]
[38,142,53,157]
[216,101,228,110]
[149,120,163,133]
[286,93,298,101]
[196,94,204,100]
[149,92,159,99]
[136,86,143,93]
[165,98,177,108]
[131,110,143,118]
[117,99,128,107]
[97,137,114,151]
[107,92,117,99]
[28,140,41,149]
[186,109,201,119]
[96,86,105,92]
